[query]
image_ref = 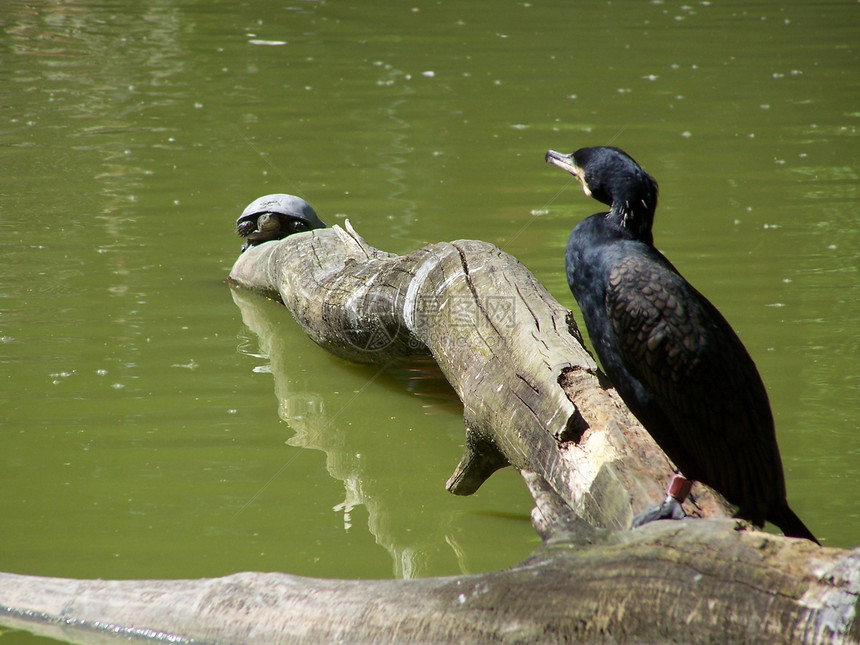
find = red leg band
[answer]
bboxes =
[667,474,692,503]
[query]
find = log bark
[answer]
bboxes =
[228,222,730,527]
[0,516,857,644]
[1,224,857,644]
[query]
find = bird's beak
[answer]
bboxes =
[545,150,590,196]
[545,150,579,176]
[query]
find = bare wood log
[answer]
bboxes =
[228,222,730,528]
[0,512,857,644]
[2,224,857,644]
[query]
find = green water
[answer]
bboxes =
[1,0,857,641]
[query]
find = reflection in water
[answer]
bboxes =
[231,285,471,578]
[4,0,187,338]
[6,0,187,253]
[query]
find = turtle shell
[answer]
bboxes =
[236,194,325,249]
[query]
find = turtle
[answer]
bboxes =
[236,193,326,251]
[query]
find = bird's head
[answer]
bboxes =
[546,146,658,239]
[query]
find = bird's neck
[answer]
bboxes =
[606,191,656,246]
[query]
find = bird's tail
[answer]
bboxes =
[768,503,820,545]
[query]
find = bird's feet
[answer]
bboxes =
[631,474,692,529]
[631,497,686,527]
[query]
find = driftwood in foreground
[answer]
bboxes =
[0,497,856,644]
[1,223,857,644]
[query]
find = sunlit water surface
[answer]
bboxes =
[1,1,857,642]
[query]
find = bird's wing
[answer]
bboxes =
[604,253,781,506]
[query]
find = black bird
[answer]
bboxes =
[545,146,818,543]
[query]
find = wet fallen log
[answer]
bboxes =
[227,221,729,526]
[0,500,856,644]
[1,223,857,644]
